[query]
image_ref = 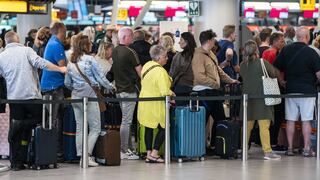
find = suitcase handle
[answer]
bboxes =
[42,95,53,129]
[189,92,199,112]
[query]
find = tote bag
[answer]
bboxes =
[260,59,281,106]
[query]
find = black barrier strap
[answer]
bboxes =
[248,94,317,99]
[0,93,317,105]
[0,99,83,104]
[173,96,242,101]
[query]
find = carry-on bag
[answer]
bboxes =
[93,130,121,166]
[28,95,58,170]
[215,120,240,159]
[171,92,206,162]
[0,104,10,158]
[104,93,122,129]
[63,104,79,162]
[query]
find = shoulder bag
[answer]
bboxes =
[74,63,107,112]
[260,59,281,106]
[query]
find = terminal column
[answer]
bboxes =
[193,0,240,47]
[17,4,52,44]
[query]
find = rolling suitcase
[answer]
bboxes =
[215,120,240,159]
[28,96,58,170]
[93,130,121,166]
[63,104,79,162]
[0,104,10,158]
[171,93,206,162]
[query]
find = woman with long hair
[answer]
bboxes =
[64,34,113,167]
[240,40,281,160]
[95,41,114,75]
[169,32,197,105]
[160,35,176,72]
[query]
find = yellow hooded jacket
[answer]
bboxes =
[138,61,173,129]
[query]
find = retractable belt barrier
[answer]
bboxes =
[0,93,319,168]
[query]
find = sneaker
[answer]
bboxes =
[121,150,140,160]
[88,156,99,167]
[302,149,315,157]
[286,149,294,156]
[264,152,281,160]
[79,156,99,167]
[271,145,287,153]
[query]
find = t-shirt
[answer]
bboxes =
[273,42,320,94]
[259,46,270,57]
[41,35,66,91]
[112,44,140,93]
[262,48,278,64]
[217,39,238,79]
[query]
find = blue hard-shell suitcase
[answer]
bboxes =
[63,105,79,162]
[171,93,206,162]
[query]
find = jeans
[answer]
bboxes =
[247,119,272,153]
[173,85,193,106]
[72,95,101,156]
[43,88,65,155]
[196,89,226,147]
[117,92,137,152]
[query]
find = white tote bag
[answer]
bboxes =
[260,59,281,106]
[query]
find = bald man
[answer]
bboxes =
[109,27,141,160]
[274,27,320,157]
[0,31,66,170]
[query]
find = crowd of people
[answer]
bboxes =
[0,22,320,170]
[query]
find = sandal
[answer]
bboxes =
[286,149,294,156]
[145,155,164,163]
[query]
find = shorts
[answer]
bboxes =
[285,97,315,121]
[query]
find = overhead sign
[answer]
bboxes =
[188,1,200,16]
[303,8,319,18]
[244,8,255,18]
[0,0,48,14]
[0,1,27,13]
[117,8,128,21]
[300,0,316,11]
[28,2,48,14]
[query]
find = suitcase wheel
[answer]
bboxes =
[233,151,238,159]
[199,157,205,161]
[178,158,183,163]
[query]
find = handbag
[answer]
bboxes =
[74,63,107,112]
[260,58,281,106]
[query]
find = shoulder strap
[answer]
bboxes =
[142,64,162,79]
[260,59,269,78]
[74,63,96,90]
[204,53,219,67]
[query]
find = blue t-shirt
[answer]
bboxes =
[217,39,238,79]
[41,35,66,91]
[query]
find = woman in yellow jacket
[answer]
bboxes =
[138,45,174,163]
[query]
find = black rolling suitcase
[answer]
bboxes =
[215,120,240,159]
[28,95,58,170]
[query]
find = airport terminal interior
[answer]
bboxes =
[1,0,320,179]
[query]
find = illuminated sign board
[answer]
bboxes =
[0,0,48,14]
[28,2,48,14]
[300,0,316,11]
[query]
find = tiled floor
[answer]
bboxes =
[0,149,319,180]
